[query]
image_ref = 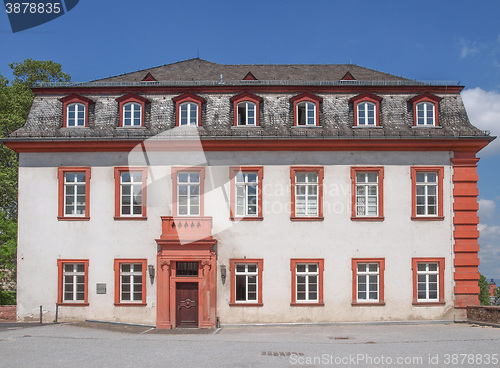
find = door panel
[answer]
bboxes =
[176,282,198,328]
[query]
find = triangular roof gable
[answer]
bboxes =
[243,71,257,80]
[115,93,151,104]
[230,92,263,103]
[172,92,206,104]
[59,93,94,104]
[142,72,157,82]
[341,71,356,80]
[289,92,323,103]
[408,93,442,104]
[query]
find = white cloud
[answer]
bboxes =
[478,199,496,219]
[459,38,480,59]
[462,88,500,155]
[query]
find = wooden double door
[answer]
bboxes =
[175,283,198,328]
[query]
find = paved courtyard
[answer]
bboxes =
[0,322,499,367]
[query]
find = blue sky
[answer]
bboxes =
[1,0,500,280]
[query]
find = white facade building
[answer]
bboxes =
[5,59,492,328]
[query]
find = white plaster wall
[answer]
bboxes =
[17,151,455,324]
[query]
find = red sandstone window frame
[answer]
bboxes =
[171,167,206,217]
[229,259,263,307]
[290,92,323,127]
[57,259,89,306]
[60,94,94,128]
[116,94,150,128]
[57,167,91,221]
[412,257,445,305]
[290,259,324,306]
[229,166,264,221]
[114,258,147,306]
[114,167,148,220]
[350,167,384,221]
[408,93,442,127]
[349,93,382,127]
[351,258,385,306]
[173,93,206,127]
[290,166,324,221]
[230,92,263,126]
[411,166,444,221]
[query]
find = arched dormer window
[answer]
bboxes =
[290,92,323,127]
[230,92,263,126]
[60,94,94,128]
[173,93,206,127]
[116,94,150,128]
[408,93,442,127]
[349,93,383,127]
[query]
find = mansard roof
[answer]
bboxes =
[95,58,409,83]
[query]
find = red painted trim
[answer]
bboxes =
[57,167,91,220]
[60,94,94,128]
[290,93,322,126]
[57,259,89,306]
[409,93,442,127]
[33,85,465,96]
[351,258,385,305]
[290,166,324,220]
[230,92,263,127]
[171,167,205,216]
[290,259,324,305]
[410,166,444,220]
[452,151,481,307]
[116,94,149,127]
[350,167,384,221]
[172,93,205,127]
[229,259,263,306]
[411,257,445,304]
[114,258,147,306]
[229,166,264,220]
[114,167,148,220]
[5,138,491,153]
[349,93,382,127]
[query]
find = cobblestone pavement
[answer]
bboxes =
[0,322,499,367]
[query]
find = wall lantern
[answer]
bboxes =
[148,264,155,281]
[220,264,227,285]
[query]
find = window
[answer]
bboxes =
[350,93,382,127]
[171,167,205,216]
[409,93,441,127]
[179,102,198,126]
[290,167,324,221]
[231,92,263,126]
[114,259,147,306]
[176,261,199,277]
[290,259,324,306]
[350,167,384,221]
[352,258,385,305]
[114,167,148,220]
[290,92,322,127]
[116,94,149,128]
[57,167,91,220]
[123,103,142,126]
[230,259,263,306]
[411,167,444,220]
[412,258,445,305]
[67,103,86,127]
[229,167,263,220]
[173,93,206,127]
[57,260,89,306]
[60,94,94,128]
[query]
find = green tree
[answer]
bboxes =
[0,60,70,290]
[494,287,500,306]
[478,274,491,306]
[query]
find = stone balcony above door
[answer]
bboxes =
[159,216,213,243]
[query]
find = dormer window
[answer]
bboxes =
[290,92,322,127]
[60,94,94,128]
[179,102,198,126]
[116,94,150,128]
[349,93,382,127]
[409,93,442,127]
[173,93,206,127]
[230,92,263,126]
[123,102,142,126]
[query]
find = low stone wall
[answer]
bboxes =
[0,305,16,321]
[467,306,500,325]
